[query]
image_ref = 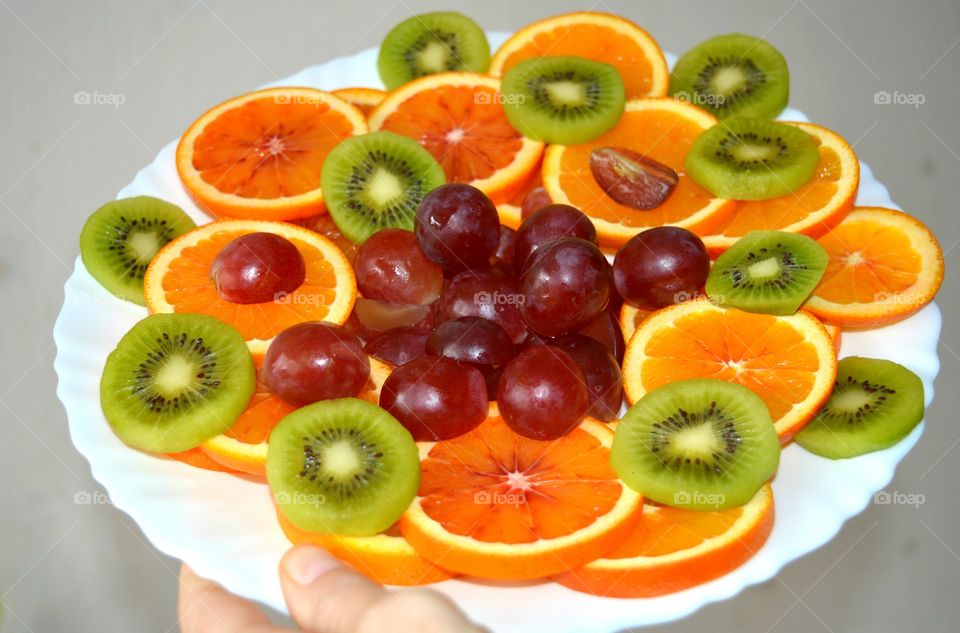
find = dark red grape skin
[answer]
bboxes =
[263,322,370,407]
[490,225,517,270]
[497,346,589,440]
[415,183,501,272]
[380,357,488,441]
[578,308,626,364]
[519,237,611,337]
[483,365,505,401]
[211,232,305,304]
[353,228,443,305]
[514,204,598,272]
[426,317,514,369]
[520,186,552,220]
[613,227,710,310]
[441,269,528,344]
[364,326,430,366]
[548,334,623,422]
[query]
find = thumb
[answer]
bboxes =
[278,545,486,633]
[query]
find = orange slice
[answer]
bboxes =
[144,220,356,354]
[701,123,860,255]
[805,207,944,327]
[277,512,455,586]
[166,447,240,473]
[331,87,386,116]
[401,404,643,580]
[176,87,367,221]
[622,298,837,442]
[490,12,669,99]
[368,73,544,204]
[556,484,774,597]
[200,353,392,476]
[542,98,736,247]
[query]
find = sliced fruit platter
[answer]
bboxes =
[54,11,943,632]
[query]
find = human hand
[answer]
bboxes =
[178,545,487,632]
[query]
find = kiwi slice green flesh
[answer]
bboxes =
[706,230,828,315]
[611,378,780,510]
[500,56,626,145]
[378,12,490,90]
[80,196,196,305]
[686,118,819,200]
[321,131,446,243]
[796,357,924,459]
[100,313,255,453]
[670,34,789,120]
[267,398,420,535]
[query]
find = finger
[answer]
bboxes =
[179,564,284,633]
[279,545,486,633]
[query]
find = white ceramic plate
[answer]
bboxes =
[54,33,942,632]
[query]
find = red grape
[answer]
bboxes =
[426,317,514,369]
[483,365,505,401]
[297,214,358,262]
[364,326,429,366]
[520,186,552,219]
[211,232,305,304]
[613,227,709,310]
[441,269,528,343]
[497,346,588,440]
[548,334,622,422]
[415,183,500,272]
[490,224,517,270]
[380,357,488,440]
[514,204,597,272]
[578,308,626,364]
[519,238,611,337]
[264,322,369,407]
[351,298,432,336]
[354,228,443,305]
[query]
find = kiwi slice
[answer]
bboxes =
[706,230,828,315]
[611,378,780,510]
[686,118,819,200]
[500,56,626,145]
[670,33,789,119]
[321,131,446,243]
[80,196,196,305]
[267,398,420,535]
[378,12,490,90]
[100,313,255,453]
[796,357,924,459]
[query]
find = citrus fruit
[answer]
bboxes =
[622,298,837,442]
[331,87,386,116]
[700,122,860,255]
[277,512,455,586]
[542,98,736,247]
[804,207,944,327]
[555,483,774,597]
[495,171,544,229]
[144,220,356,354]
[167,447,240,473]
[176,87,367,221]
[489,12,669,99]
[400,404,644,580]
[367,73,544,204]
[200,353,391,476]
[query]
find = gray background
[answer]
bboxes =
[1,0,957,631]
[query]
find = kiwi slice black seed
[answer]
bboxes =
[611,378,780,510]
[80,196,196,305]
[321,131,446,243]
[686,118,819,200]
[706,230,828,315]
[500,56,626,145]
[670,33,789,119]
[378,12,490,90]
[795,357,924,459]
[100,313,255,453]
[267,398,420,535]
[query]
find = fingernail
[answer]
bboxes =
[282,545,342,586]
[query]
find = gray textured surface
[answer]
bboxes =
[1,1,957,631]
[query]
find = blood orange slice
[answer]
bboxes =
[331,87,386,116]
[144,220,356,354]
[401,405,643,580]
[368,73,544,204]
[622,298,837,442]
[556,484,774,597]
[176,87,367,221]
